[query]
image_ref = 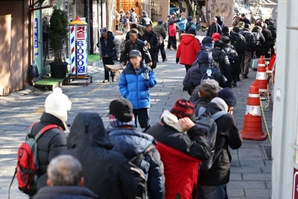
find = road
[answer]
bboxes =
[0,42,272,199]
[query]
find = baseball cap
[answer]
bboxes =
[100,27,107,35]
[129,29,139,35]
[109,98,134,122]
[199,79,219,94]
[211,33,221,41]
[129,50,142,58]
[158,20,163,24]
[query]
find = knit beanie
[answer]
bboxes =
[45,88,72,132]
[170,99,194,119]
[109,98,134,122]
[202,36,212,45]
[187,28,196,36]
[217,87,237,107]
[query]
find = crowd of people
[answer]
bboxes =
[14,10,277,199]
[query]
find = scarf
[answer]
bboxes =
[109,115,135,128]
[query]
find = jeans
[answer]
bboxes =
[133,108,150,130]
[198,184,228,199]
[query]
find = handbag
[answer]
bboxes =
[250,53,259,70]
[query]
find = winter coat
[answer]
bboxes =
[120,39,152,64]
[153,24,166,39]
[119,62,156,109]
[97,31,120,57]
[169,23,177,37]
[62,112,137,199]
[229,32,246,54]
[33,186,97,199]
[212,47,232,86]
[140,14,152,26]
[146,111,212,199]
[141,31,159,66]
[240,28,257,52]
[184,63,228,95]
[108,128,165,199]
[261,28,272,48]
[206,23,222,37]
[223,44,240,76]
[239,17,251,24]
[252,26,265,46]
[176,34,201,65]
[199,101,242,186]
[177,18,187,31]
[30,112,67,192]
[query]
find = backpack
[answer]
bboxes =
[129,144,155,199]
[230,33,246,53]
[9,123,62,197]
[224,48,235,70]
[252,32,261,45]
[200,67,219,83]
[242,31,254,45]
[195,107,227,173]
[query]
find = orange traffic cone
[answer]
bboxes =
[240,81,267,141]
[255,56,268,93]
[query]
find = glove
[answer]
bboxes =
[143,72,149,81]
[176,58,179,64]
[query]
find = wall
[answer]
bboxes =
[0,1,30,96]
[151,0,169,22]
[206,0,234,26]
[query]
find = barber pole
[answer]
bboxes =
[69,16,88,76]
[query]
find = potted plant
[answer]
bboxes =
[48,6,68,78]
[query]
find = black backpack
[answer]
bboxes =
[242,31,254,45]
[129,144,155,199]
[200,67,220,83]
[196,107,227,173]
[224,48,236,70]
[252,32,261,45]
[230,34,246,53]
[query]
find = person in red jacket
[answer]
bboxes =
[146,99,211,199]
[176,28,201,72]
[168,22,178,50]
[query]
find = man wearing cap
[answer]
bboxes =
[97,27,120,83]
[207,17,222,37]
[141,23,158,69]
[198,87,242,199]
[222,36,241,87]
[107,98,165,198]
[120,28,152,66]
[28,87,72,195]
[153,20,167,62]
[119,50,156,131]
[146,99,211,199]
[189,79,219,112]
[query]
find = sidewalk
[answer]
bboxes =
[0,47,272,198]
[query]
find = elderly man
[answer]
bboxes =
[33,155,97,199]
[120,28,152,66]
[206,17,222,37]
[119,50,156,131]
[97,27,120,83]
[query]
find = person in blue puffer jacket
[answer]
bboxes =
[107,98,165,199]
[119,50,156,131]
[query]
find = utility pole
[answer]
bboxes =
[83,0,90,55]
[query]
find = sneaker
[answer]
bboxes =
[162,58,167,62]
[242,74,248,79]
[102,80,109,83]
[232,82,237,87]
[112,77,115,82]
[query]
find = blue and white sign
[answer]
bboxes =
[34,18,38,56]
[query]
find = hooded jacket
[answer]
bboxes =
[119,62,156,109]
[206,23,222,37]
[199,99,242,186]
[176,34,201,65]
[30,112,67,192]
[141,30,159,68]
[33,186,97,199]
[108,128,165,199]
[146,111,211,199]
[252,26,265,46]
[62,112,136,199]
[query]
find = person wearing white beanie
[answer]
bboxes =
[27,87,72,197]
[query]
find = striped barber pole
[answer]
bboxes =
[70,26,76,74]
